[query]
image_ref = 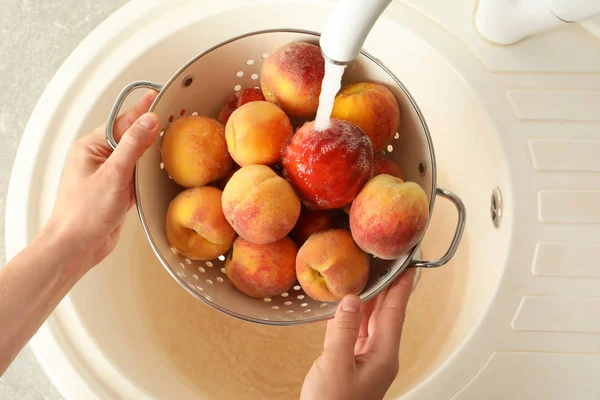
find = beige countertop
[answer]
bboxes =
[0,1,128,398]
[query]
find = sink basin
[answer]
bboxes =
[48,1,508,398]
[25,0,600,399]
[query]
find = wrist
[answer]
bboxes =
[35,218,91,279]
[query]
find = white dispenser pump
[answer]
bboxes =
[320,0,392,64]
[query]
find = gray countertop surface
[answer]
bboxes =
[0,1,128,398]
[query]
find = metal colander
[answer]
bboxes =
[105,29,466,326]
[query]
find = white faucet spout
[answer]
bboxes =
[320,0,392,64]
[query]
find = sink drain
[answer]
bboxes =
[491,187,503,228]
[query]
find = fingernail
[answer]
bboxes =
[341,295,361,313]
[137,113,158,130]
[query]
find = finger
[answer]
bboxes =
[368,268,416,356]
[113,90,158,142]
[367,287,389,338]
[355,296,377,354]
[78,90,158,147]
[322,295,363,366]
[103,112,160,179]
[359,297,377,340]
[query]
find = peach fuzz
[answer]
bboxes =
[350,174,429,260]
[296,230,369,302]
[260,42,325,118]
[222,165,301,244]
[218,87,265,125]
[290,208,335,246]
[225,101,293,166]
[282,119,373,210]
[225,236,298,298]
[161,116,232,188]
[165,186,236,261]
[331,82,400,152]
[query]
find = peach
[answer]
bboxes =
[350,174,429,260]
[374,152,404,180]
[290,208,335,246]
[296,230,369,302]
[166,186,236,260]
[339,152,404,215]
[225,236,298,298]
[218,88,265,125]
[225,101,293,166]
[283,119,373,210]
[331,83,400,151]
[161,116,232,187]
[261,42,325,118]
[222,165,301,244]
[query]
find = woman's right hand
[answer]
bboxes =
[301,268,416,400]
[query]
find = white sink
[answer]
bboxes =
[6,0,600,399]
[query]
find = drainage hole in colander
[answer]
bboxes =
[185,258,191,265]
[264,297,272,303]
[281,292,289,298]
[271,306,279,310]
[394,132,399,139]
[293,285,301,291]
[305,309,311,313]
[192,111,198,116]
[176,271,185,278]
[234,84,242,91]
[218,255,226,261]
[246,59,255,65]
[297,295,305,300]
[261,53,269,59]
[286,310,294,314]
[182,76,193,87]
[196,286,203,291]
[319,303,328,308]
[419,161,427,176]
[216,277,224,283]
[206,279,213,285]
[236,71,244,77]
[159,130,164,137]
[160,162,164,170]
[206,261,213,267]
[170,247,177,254]
[180,109,186,116]
[199,267,205,273]
[168,115,173,123]
[179,263,185,269]
[387,145,394,153]
[251,73,259,80]
[193,274,199,280]
[284,301,292,306]
[300,303,308,307]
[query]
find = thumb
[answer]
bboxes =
[106,112,160,177]
[323,295,363,365]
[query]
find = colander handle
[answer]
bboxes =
[409,187,466,269]
[106,80,164,150]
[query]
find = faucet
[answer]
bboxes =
[475,0,600,45]
[320,0,392,65]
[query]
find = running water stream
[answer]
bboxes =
[314,61,346,131]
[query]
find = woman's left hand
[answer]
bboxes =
[48,91,160,271]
